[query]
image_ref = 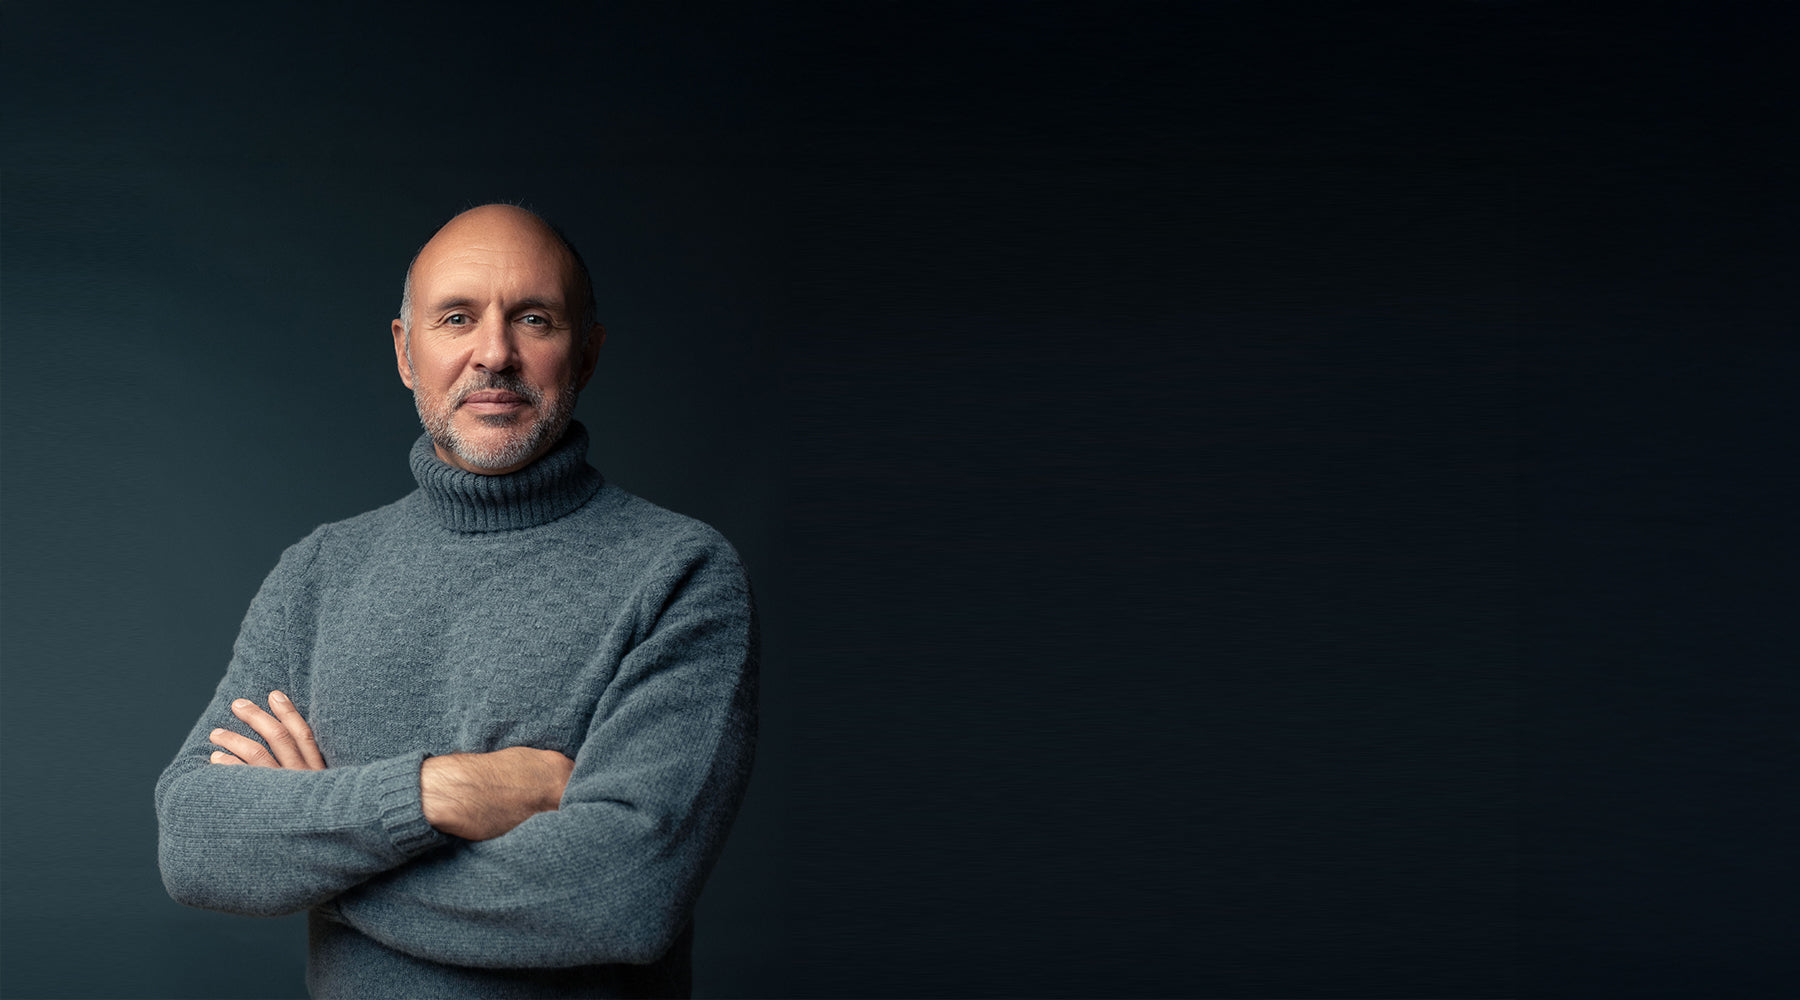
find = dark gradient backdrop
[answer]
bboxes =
[3,4,1794,998]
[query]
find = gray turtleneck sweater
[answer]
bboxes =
[155,424,757,999]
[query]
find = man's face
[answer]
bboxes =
[393,207,602,475]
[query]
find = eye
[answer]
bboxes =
[520,313,548,326]
[444,312,472,326]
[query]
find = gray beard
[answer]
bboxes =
[413,368,580,473]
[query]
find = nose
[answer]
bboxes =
[471,314,519,373]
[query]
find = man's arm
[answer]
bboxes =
[322,540,758,968]
[208,694,575,842]
[156,712,449,915]
[154,531,451,916]
[160,670,573,915]
[418,748,576,840]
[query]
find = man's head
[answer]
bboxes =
[393,204,604,475]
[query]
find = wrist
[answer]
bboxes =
[419,754,475,834]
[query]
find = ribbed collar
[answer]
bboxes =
[409,422,603,532]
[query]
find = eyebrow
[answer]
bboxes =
[426,296,567,314]
[427,296,480,314]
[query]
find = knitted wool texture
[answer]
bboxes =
[155,424,758,999]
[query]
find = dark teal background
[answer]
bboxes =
[4,4,1794,997]
[2,6,793,996]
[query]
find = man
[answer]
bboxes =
[155,204,758,998]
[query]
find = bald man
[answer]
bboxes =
[155,206,758,998]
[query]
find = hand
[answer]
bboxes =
[420,747,575,841]
[208,691,326,770]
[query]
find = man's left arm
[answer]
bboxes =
[323,541,759,969]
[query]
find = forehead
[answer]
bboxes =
[412,215,576,305]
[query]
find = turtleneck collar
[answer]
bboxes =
[409,422,603,532]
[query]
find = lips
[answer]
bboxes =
[462,390,524,406]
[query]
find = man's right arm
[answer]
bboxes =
[155,737,445,916]
[208,691,574,845]
[154,531,450,916]
[157,530,586,917]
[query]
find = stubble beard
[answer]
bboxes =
[412,364,580,473]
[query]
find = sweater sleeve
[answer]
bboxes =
[154,530,449,916]
[324,538,759,968]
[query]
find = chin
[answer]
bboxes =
[470,412,526,429]
[449,412,572,473]
[453,437,539,471]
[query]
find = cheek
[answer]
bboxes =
[524,348,581,387]
[414,354,468,389]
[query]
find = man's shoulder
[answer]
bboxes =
[570,483,745,573]
[286,484,737,564]
[263,491,429,573]
[312,490,430,545]
[586,483,728,545]
[267,483,743,589]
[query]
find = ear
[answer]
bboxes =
[574,323,605,390]
[392,319,415,390]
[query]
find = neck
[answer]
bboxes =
[409,422,603,532]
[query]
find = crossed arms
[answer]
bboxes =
[155,530,758,969]
[209,692,573,842]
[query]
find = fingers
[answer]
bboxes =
[208,693,327,772]
[228,696,319,771]
[210,726,279,767]
[267,691,326,769]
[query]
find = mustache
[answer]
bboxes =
[452,372,544,408]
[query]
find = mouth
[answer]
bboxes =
[459,390,529,413]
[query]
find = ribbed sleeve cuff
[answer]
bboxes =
[370,751,445,857]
